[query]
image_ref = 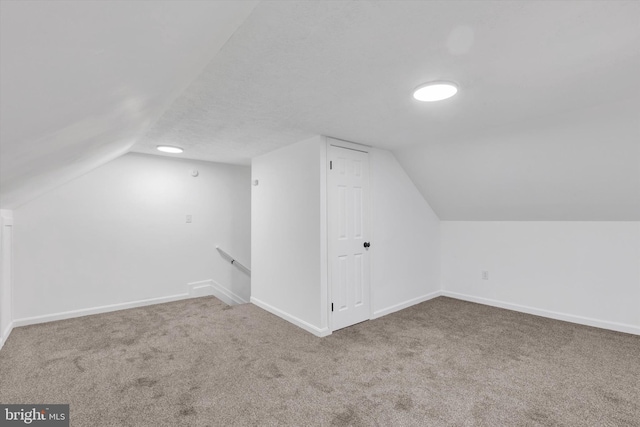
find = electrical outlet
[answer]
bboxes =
[186,215,192,223]
[481,270,489,280]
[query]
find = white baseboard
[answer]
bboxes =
[442,290,640,336]
[250,296,331,337]
[188,280,216,298]
[189,279,248,306]
[12,293,190,328]
[211,280,248,305]
[0,321,14,351]
[372,290,442,319]
[12,278,250,329]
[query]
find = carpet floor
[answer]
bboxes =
[0,296,638,426]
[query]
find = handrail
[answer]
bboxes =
[216,246,251,276]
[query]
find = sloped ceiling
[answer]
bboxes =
[2,1,638,219]
[395,98,639,220]
[0,0,257,208]
[131,0,639,220]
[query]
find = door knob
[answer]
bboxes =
[364,242,370,248]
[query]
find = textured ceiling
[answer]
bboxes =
[2,1,639,219]
[0,0,257,208]
[133,1,639,164]
[396,98,640,220]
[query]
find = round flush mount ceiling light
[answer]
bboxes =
[156,145,184,154]
[413,81,458,102]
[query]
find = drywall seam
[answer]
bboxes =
[371,291,443,319]
[250,296,331,337]
[12,293,191,328]
[442,291,640,336]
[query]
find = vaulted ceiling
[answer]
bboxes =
[0,0,258,208]
[2,1,639,219]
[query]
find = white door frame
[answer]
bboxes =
[325,137,373,332]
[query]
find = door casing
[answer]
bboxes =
[326,138,373,332]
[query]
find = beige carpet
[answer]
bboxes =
[1,296,638,426]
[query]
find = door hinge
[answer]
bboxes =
[331,303,334,312]
[330,160,333,170]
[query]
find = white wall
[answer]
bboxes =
[12,153,251,322]
[441,221,640,334]
[251,136,443,336]
[1,1,257,209]
[251,136,328,335]
[370,149,440,318]
[0,209,13,349]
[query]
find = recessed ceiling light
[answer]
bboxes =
[156,145,184,154]
[413,81,458,102]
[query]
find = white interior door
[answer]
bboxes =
[328,144,371,331]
